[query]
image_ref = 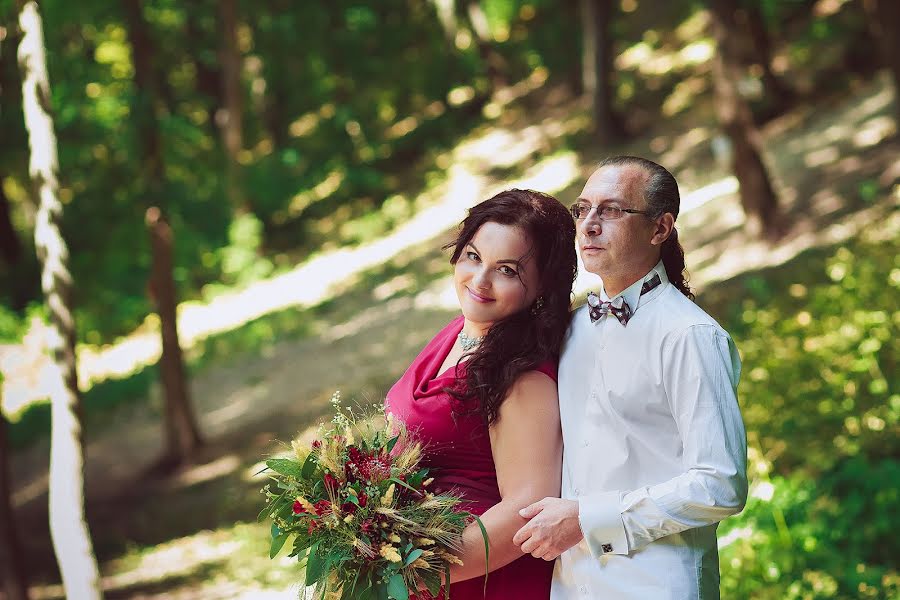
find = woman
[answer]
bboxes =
[385,188,577,599]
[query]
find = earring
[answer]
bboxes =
[531,296,545,314]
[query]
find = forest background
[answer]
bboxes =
[0,0,897,598]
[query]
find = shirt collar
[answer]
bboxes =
[599,260,669,313]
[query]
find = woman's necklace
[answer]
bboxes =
[458,331,484,352]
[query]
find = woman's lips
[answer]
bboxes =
[466,288,495,303]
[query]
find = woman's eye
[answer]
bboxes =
[499,265,517,277]
[466,251,480,262]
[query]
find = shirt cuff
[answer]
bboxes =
[578,491,629,557]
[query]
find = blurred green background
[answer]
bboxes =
[0,0,897,598]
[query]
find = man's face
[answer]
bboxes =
[576,165,660,285]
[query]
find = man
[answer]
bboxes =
[513,156,747,599]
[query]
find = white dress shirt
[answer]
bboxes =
[552,261,747,600]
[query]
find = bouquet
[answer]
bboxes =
[259,393,487,600]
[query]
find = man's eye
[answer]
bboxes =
[601,206,622,217]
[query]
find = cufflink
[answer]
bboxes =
[601,543,613,553]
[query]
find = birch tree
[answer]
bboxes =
[17,2,103,598]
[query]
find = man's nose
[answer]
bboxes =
[580,209,602,236]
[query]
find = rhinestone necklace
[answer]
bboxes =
[458,331,484,352]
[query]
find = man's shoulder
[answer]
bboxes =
[651,285,730,338]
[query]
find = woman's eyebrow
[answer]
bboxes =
[468,243,524,268]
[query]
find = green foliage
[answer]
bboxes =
[0,303,29,343]
[706,237,900,597]
[218,213,273,287]
[728,241,897,472]
[0,306,16,342]
[719,459,899,598]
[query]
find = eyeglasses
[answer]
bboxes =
[569,201,651,221]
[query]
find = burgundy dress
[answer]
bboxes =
[385,315,556,600]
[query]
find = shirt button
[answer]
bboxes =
[579,585,588,595]
[573,488,581,496]
[582,440,590,447]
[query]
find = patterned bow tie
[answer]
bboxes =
[587,294,633,325]
[587,273,662,326]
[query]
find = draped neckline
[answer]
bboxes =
[416,316,469,398]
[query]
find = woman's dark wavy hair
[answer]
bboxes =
[443,188,577,427]
[598,155,695,299]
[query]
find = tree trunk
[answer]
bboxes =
[146,207,203,465]
[0,25,24,268]
[464,1,508,92]
[184,7,223,140]
[124,0,202,467]
[708,0,791,120]
[862,0,900,121]
[0,176,22,266]
[261,67,289,148]
[580,0,624,142]
[123,0,164,184]
[709,1,782,239]
[0,400,30,600]
[743,3,791,111]
[218,0,246,211]
[246,17,286,149]
[17,3,103,598]
[430,0,459,41]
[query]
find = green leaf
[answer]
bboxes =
[267,458,304,477]
[387,573,408,600]
[376,583,390,600]
[274,498,295,521]
[473,514,490,595]
[270,531,290,559]
[258,488,289,522]
[389,477,420,495]
[290,534,313,558]
[423,571,442,597]
[305,543,326,584]
[342,569,362,600]
[301,452,318,478]
[386,434,400,453]
[403,548,424,566]
[356,578,377,600]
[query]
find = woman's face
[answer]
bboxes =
[454,221,540,331]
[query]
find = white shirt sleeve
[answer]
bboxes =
[578,325,748,557]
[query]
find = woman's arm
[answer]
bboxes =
[448,370,562,583]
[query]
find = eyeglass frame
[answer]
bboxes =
[569,201,652,221]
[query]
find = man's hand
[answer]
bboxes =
[513,497,584,561]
